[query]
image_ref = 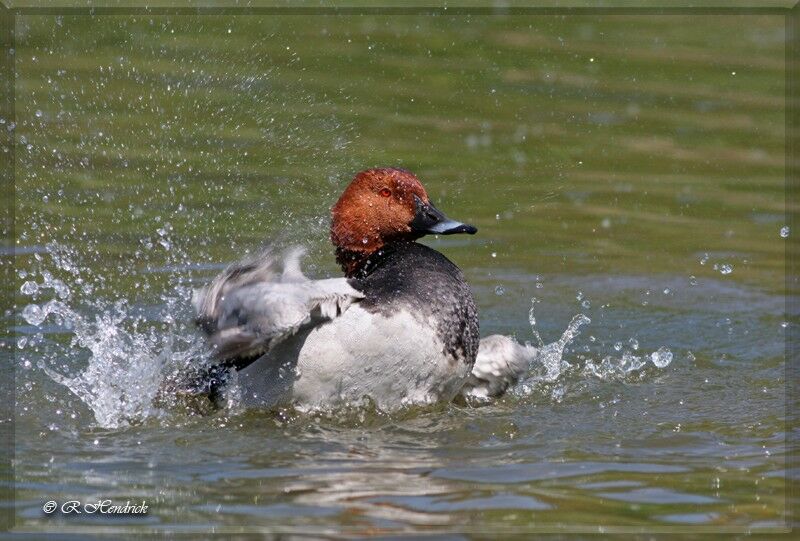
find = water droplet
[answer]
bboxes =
[581,299,591,309]
[491,252,497,258]
[650,347,673,368]
[663,288,671,295]
[613,341,622,352]
[361,237,368,244]
[34,110,42,118]
[719,263,733,275]
[781,321,788,328]
[50,279,69,300]
[689,275,698,286]
[700,253,709,265]
[780,226,790,238]
[628,338,639,351]
[494,285,505,296]
[20,281,38,296]
[22,304,45,326]
[576,290,584,301]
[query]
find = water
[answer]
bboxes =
[3,12,795,535]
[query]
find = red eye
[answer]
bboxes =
[379,188,392,198]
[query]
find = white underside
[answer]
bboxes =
[236,304,471,411]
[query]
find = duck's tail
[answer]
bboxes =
[459,335,538,400]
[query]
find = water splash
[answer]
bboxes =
[582,345,673,380]
[517,297,673,397]
[21,296,206,429]
[518,304,591,396]
[527,297,546,348]
[18,243,209,429]
[536,313,592,383]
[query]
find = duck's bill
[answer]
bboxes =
[411,195,478,236]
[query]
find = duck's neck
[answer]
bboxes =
[336,243,402,278]
[335,247,367,278]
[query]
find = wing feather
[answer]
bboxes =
[193,246,363,368]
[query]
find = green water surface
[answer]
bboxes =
[4,11,795,536]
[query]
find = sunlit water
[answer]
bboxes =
[4,12,796,535]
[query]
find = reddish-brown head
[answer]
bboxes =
[331,168,477,275]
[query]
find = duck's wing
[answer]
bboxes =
[193,247,364,369]
[460,335,536,400]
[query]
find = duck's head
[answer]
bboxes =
[331,167,477,275]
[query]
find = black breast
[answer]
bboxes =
[348,242,479,367]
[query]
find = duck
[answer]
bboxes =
[188,168,536,411]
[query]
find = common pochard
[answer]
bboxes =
[190,168,536,410]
